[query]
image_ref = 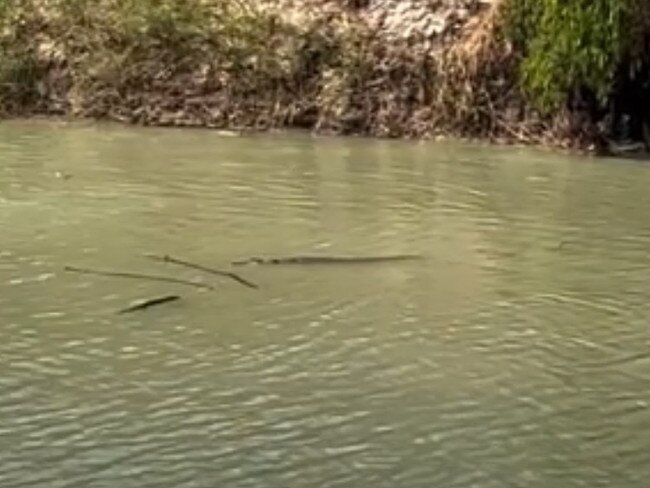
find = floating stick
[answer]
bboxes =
[145,254,258,289]
[64,266,214,290]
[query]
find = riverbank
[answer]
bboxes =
[1,1,648,154]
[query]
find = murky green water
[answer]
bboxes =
[1,120,650,487]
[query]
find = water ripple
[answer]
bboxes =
[2,123,650,488]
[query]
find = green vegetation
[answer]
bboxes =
[1,0,649,150]
[503,0,648,113]
[0,1,43,110]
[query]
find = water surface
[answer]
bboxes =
[1,120,650,487]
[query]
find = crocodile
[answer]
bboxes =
[231,254,423,266]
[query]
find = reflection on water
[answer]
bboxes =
[1,120,650,487]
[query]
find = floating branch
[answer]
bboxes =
[231,254,424,266]
[64,266,214,290]
[118,295,181,314]
[145,254,258,290]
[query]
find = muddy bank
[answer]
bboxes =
[0,0,648,154]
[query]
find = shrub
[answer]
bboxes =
[503,0,645,113]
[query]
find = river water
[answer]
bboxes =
[1,120,649,487]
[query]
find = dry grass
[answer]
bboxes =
[0,0,589,149]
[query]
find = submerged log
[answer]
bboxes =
[231,254,423,266]
[118,295,181,314]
